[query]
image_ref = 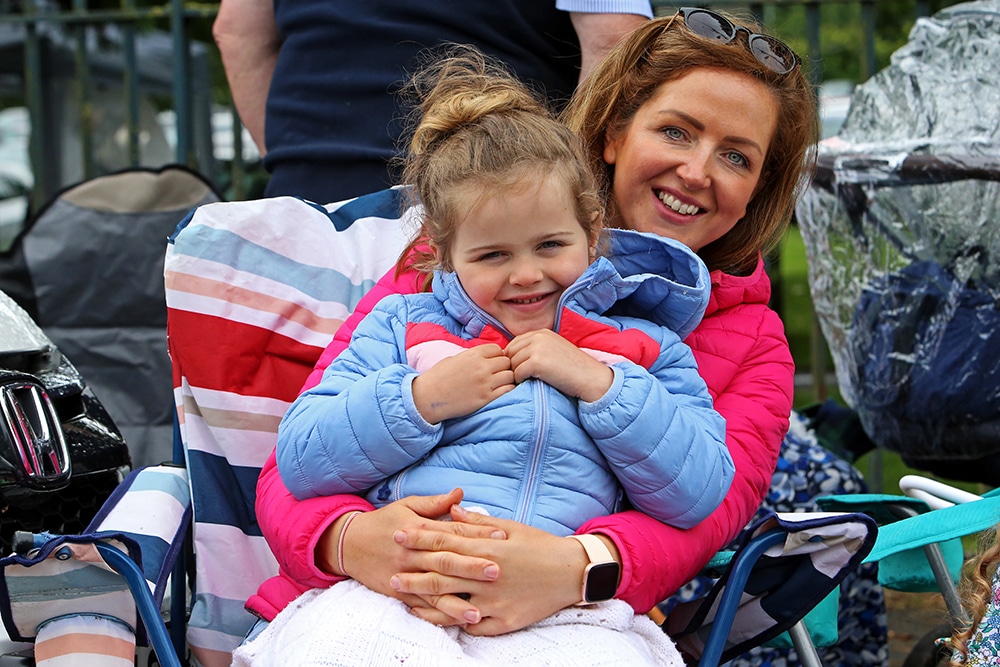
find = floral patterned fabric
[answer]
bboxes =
[954,569,1000,665]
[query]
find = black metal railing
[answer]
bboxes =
[0,0,944,207]
[1,0,227,205]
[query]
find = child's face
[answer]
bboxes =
[445,174,593,336]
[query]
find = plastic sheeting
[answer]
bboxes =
[795,0,1000,463]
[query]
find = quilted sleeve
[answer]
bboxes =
[277,297,443,500]
[255,450,374,590]
[579,307,793,613]
[578,327,732,529]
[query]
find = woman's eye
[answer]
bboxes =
[663,126,685,141]
[724,151,750,169]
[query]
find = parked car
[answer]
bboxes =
[0,287,131,554]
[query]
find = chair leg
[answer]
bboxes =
[788,619,824,667]
[889,503,970,627]
[95,543,183,667]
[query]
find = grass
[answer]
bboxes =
[775,225,988,498]
[776,224,821,384]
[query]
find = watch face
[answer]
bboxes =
[584,562,621,603]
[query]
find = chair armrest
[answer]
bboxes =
[668,510,878,666]
[0,465,190,648]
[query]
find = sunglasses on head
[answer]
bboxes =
[671,7,801,75]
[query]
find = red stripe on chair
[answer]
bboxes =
[168,309,322,401]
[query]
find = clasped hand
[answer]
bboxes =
[338,488,588,635]
[411,329,615,424]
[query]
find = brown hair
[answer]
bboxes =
[395,45,602,285]
[562,11,818,275]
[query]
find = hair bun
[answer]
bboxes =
[406,44,548,155]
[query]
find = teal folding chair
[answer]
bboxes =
[819,474,1000,665]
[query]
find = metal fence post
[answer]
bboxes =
[171,0,192,166]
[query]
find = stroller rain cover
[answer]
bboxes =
[795,0,1000,468]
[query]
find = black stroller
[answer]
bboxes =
[797,0,1000,486]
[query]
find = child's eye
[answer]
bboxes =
[477,251,504,262]
[538,240,564,250]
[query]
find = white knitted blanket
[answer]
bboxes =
[231,580,683,666]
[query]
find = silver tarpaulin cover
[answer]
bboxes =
[795,0,1000,462]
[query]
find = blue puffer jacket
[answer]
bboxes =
[277,229,732,536]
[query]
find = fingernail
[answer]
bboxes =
[390,575,401,591]
[490,530,506,540]
[464,609,481,624]
[484,564,499,580]
[452,504,468,517]
[393,530,406,544]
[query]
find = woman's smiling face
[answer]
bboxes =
[603,67,779,252]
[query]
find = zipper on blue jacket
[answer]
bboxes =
[391,467,407,503]
[552,278,591,331]
[447,272,592,526]
[514,379,549,525]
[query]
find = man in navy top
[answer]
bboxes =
[213,1,652,204]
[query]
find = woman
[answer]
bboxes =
[247,7,817,642]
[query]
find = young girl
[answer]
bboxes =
[236,48,732,666]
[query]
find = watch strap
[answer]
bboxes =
[568,534,620,605]
[568,533,615,565]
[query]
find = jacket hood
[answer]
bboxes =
[592,229,711,340]
[432,228,711,341]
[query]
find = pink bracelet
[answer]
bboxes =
[337,511,363,577]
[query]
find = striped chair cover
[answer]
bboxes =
[0,464,191,647]
[164,190,419,666]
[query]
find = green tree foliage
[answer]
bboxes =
[765,0,965,84]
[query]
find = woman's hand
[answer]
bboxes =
[391,504,610,636]
[326,489,507,625]
[505,330,614,402]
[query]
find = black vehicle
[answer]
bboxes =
[0,288,131,554]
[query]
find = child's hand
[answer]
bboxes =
[412,344,515,423]
[505,330,614,402]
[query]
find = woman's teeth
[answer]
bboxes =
[658,192,699,215]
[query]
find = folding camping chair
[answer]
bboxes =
[0,192,878,667]
[818,475,1000,665]
[0,165,223,469]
